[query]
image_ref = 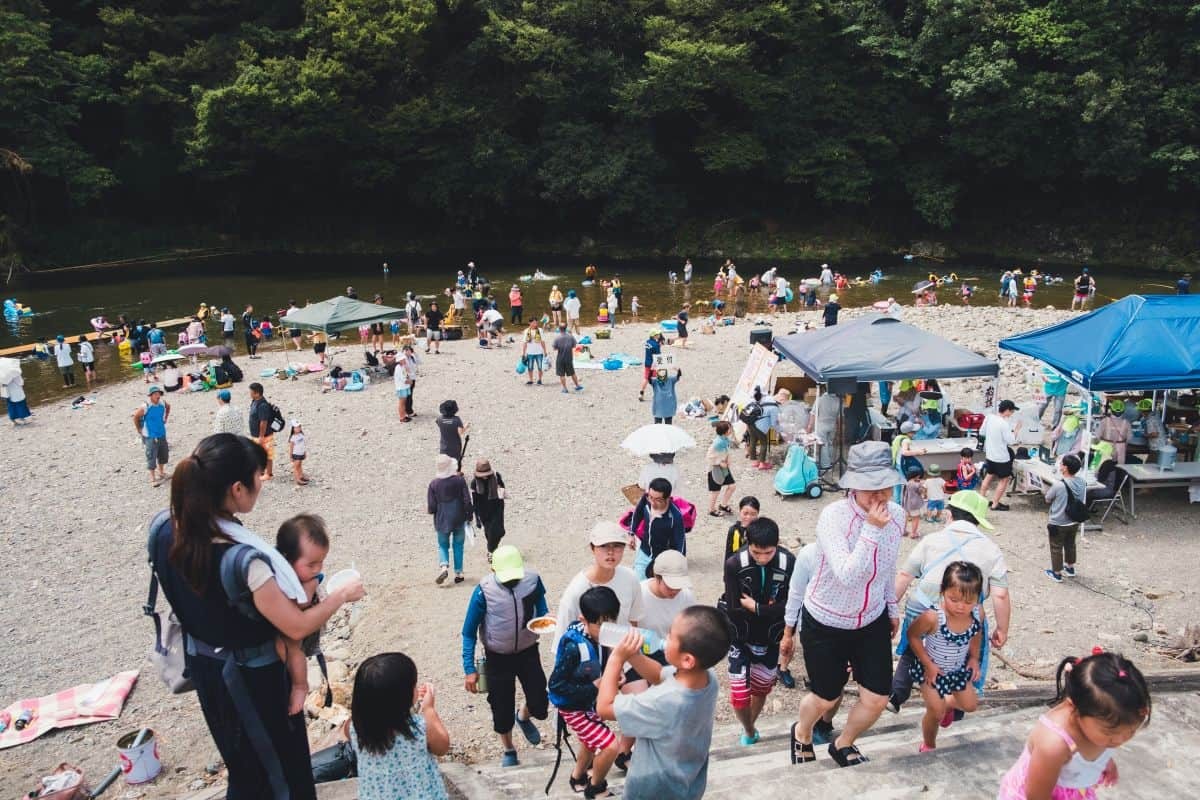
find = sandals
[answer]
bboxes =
[719,505,734,514]
[569,775,588,794]
[828,742,869,767]
[708,510,723,517]
[790,723,815,764]
[583,780,611,799]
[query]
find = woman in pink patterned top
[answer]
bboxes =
[781,441,904,769]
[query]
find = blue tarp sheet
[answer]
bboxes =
[998,295,1200,392]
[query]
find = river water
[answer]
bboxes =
[1,253,1182,404]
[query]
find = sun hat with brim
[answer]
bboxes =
[927,463,941,477]
[839,441,904,491]
[491,545,525,583]
[589,521,629,547]
[1109,399,1126,413]
[649,328,662,337]
[1137,399,1153,411]
[900,420,920,434]
[147,385,163,396]
[475,459,494,477]
[948,490,994,531]
[653,550,692,590]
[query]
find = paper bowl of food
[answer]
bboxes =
[526,616,557,635]
[325,568,362,594]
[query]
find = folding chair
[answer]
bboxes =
[1086,463,1130,526]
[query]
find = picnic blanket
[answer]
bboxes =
[0,670,139,750]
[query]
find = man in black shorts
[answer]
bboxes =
[424,302,445,354]
[979,400,1020,511]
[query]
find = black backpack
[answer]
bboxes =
[739,401,764,425]
[1065,480,1090,523]
[267,402,286,433]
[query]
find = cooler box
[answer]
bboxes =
[749,327,773,347]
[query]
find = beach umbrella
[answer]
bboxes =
[150,352,185,365]
[620,423,697,457]
[0,357,21,385]
[911,280,935,294]
[204,345,233,357]
[178,343,209,356]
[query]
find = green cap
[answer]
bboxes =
[147,385,163,396]
[1109,399,1125,413]
[926,463,941,476]
[491,545,525,583]
[947,490,994,531]
[1137,398,1153,412]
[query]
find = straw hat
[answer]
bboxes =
[475,459,494,477]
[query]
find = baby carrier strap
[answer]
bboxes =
[144,509,175,658]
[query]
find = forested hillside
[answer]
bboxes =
[3,0,1198,261]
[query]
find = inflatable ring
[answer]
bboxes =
[873,300,890,310]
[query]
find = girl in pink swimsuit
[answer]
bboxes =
[998,651,1150,799]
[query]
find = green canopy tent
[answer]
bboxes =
[280,296,407,334]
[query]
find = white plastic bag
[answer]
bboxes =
[464,521,477,548]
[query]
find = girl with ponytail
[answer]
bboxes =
[998,650,1150,799]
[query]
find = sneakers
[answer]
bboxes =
[454,573,465,584]
[779,668,797,689]
[919,743,935,753]
[1045,569,1063,583]
[436,566,449,585]
[515,712,541,745]
[500,750,519,767]
[812,718,835,746]
[886,694,903,714]
[1063,565,1076,578]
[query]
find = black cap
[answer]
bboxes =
[998,399,1019,413]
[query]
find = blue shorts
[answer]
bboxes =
[927,500,945,513]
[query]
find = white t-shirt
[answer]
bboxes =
[563,297,581,318]
[482,308,503,325]
[924,477,946,502]
[453,291,465,310]
[78,341,94,363]
[637,579,696,640]
[290,432,307,456]
[523,330,545,356]
[981,413,1016,462]
[553,566,646,655]
[221,312,235,332]
[54,342,73,367]
[394,361,413,389]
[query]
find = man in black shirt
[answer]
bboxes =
[247,381,275,479]
[425,302,445,354]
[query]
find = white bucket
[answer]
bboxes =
[117,728,162,784]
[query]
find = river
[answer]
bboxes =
[1,253,1183,404]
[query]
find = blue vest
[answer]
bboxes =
[143,402,167,438]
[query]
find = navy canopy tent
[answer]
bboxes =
[773,314,999,384]
[998,295,1200,392]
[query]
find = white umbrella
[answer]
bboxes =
[150,352,185,365]
[620,423,697,457]
[178,343,209,356]
[0,357,21,385]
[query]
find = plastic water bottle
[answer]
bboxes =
[598,622,664,654]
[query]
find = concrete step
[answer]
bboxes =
[445,693,1200,798]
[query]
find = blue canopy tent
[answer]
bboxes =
[998,295,1200,392]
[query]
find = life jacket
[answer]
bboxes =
[722,547,794,644]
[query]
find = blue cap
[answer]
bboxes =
[568,289,576,298]
[217,389,231,402]
[56,334,65,341]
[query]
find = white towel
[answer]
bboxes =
[216,518,307,603]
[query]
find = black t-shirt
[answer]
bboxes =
[822,302,841,326]
[437,415,463,458]
[426,310,444,330]
[1075,274,1089,293]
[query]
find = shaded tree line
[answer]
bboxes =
[3,0,1199,253]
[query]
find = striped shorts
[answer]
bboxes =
[728,642,779,709]
[558,709,616,753]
